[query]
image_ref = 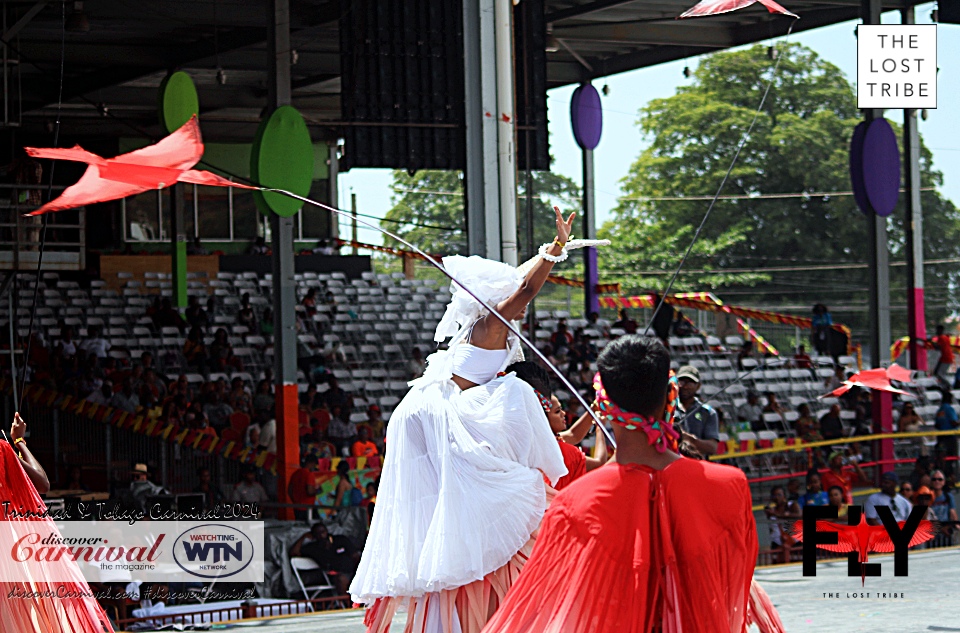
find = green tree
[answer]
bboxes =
[609,42,959,335]
[381,169,582,270]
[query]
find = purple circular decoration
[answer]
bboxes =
[570,84,602,150]
[849,121,872,216]
[861,118,901,217]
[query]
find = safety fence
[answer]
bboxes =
[112,595,352,628]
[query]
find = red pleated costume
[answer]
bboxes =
[482,458,759,633]
[0,441,114,633]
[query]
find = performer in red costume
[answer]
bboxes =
[483,336,783,633]
[505,361,609,491]
[0,413,114,633]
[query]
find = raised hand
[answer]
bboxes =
[554,206,576,245]
[10,412,25,442]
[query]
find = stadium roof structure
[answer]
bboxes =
[5,0,931,142]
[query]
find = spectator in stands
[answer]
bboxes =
[55,324,78,357]
[229,376,253,415]
[110,378,140,413]
[238,294,257,331]
[585,311,609,335]
[162,394,190,426]
[352,426,379,458]
[289,522,360,594]
[909,455,932,490]
[245,423,261,449]
[929,470,958,545]
[550,321,574,355]
[736,340,754,370]
[824,366,845,393]
[183,326,209,374]
[85,381,112,405]
[362,481,378,524]
[153,297,187,332]
[671,310,696,336]
[797,470,829,507]
[288,456,320,521]
[323,377,352,412]
[675,365,719,456]
[934,390,959,477]
[819,404,844,440]
[185,296,208,330]
[232,466,269,504]
[613,308,639,336]
[203,390,233,432]
[302,289,318,317]
[811,304,832,356]
[247,235,268,255]
[912,486,937,526]
[366,405,385,444]
[331,460,361,507]
[786,478,801,502]
[794,403,823,441]
[186,401,217,438]
[170,374,195,402]
[793,344,812,369]
[126,463,166,512]
[864,471,912,525]
[762,392,786,425]
[409,347,426,379]
[260,308,275,337]
[139,368,165,408]
[79,325,111,360]
[327,405,357,455]
[899,402,924,432]
[258,416,277,453]
[821,450,866,505]
[187,235,208,255]
[301,384,322,410]
[210,327,241,372]
[929,324,955,385]
[827,485,848,520]
[62,465,89,492]
[193,467,225,510]
[253,380,275,417]
[898,481,914,503]
[764,485,800,564]
[737,391,763,432]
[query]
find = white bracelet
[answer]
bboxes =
[539,242,568,263]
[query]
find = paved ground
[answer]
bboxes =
[159,548,960,632]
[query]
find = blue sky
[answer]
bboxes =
[340,3,958,248]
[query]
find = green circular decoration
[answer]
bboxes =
[158,71,200,133]
[250,105,314,217]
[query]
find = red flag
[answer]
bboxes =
[24,115,257,215]
[679,0,798,19]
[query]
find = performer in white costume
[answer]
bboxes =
[351,209,584,633]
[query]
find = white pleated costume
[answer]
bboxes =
[349,255,567,606]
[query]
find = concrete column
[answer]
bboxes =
[268,0,299,518]
[463,0,502,260]
[902,6,927,372]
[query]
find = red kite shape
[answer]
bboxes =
[792,514,936,585]
[821,365,915,398]
[679,0,798,19]
[24,115,256,215]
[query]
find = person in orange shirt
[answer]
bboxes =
[351,425,379,458]
[820,450,866,505]
[288,456,319,521]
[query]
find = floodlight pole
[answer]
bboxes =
[268,0,299,520]
[902,6,927,372]
[582,146,598,316]
[862,0,893,482]
[170,184,187,309]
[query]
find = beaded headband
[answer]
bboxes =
[593,371,680,454]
